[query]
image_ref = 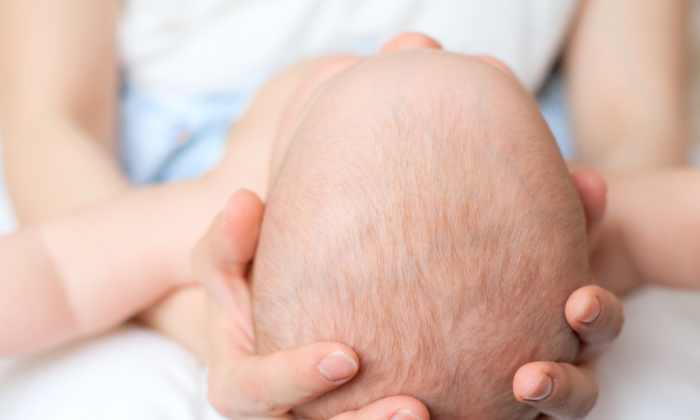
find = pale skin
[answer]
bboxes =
[0,0,689,417]
[193,39,700,420]
[196,163,700,420]
[565,0,689,170]
[3,36,697,420]
[0,34,625,420]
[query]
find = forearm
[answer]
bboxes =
[565,0,689,171]
[40,175,227,295]
[0,173,230,355]
[598,170,700,290]
[0,228,80,354]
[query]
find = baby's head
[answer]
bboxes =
[252,50,591,419]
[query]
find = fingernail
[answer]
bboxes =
[524,373,554,401]
[576,295,601,324]
[390,409,424,420]
[317,351,358,383]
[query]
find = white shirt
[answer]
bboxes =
[119,0,579,96]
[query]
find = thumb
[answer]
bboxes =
[193,189,264,307]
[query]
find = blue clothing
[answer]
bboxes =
[538,72,576,159]
[120,85,257,185]
[120,74,576,185]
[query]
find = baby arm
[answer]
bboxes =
[0,174,229,356]
[594,169,700,292]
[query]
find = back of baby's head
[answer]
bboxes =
[252,51,590,420]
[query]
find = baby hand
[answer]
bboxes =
[193,190,430,420]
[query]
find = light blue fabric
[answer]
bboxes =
[120,85,257,185]
[537,72,576,160]
[119,42,383,186]
[120,71,577,186]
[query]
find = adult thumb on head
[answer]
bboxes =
[222,189,265,274]
[192,189,264,307]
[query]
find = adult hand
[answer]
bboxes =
[512,168,625,419]
[193,189,429,420]
[513,285,623,419]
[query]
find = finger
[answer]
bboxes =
[195,189,264,279]
[220,189,265,275]
[192,189,264,305]
[565,285,624,357]
[381,33,442,53]
[193,189,264,281]
[193,217,248,311]
[476,55,518,80]
[209,342,360,418]
[208,294,255,362]
[514,361,598,419]
[570,169,607,234]
[329,396,430,420]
